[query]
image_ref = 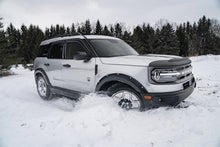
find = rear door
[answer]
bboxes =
[60,40,96,93]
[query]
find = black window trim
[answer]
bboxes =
[45,38,98,60]
[38,44,51,57]
[65,38,97,58]
[47,41,65,59]
[64,40,90,60]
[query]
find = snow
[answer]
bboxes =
[0,55,220,147]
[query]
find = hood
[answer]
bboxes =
[100,54,183,66]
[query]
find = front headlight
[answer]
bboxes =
[151,69,180,83]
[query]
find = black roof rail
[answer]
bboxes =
[47,32,82,39]
[47,32,90,40]
[55,33,90,43]
[56,32,81,38]
[47,32,94,42]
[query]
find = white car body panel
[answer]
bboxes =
[59,58,96,92]
[35,56,187,93]
[35,35,193,95]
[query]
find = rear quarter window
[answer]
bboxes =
[38,45,50,57]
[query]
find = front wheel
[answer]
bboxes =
[36,75,53,100]
[107,83,144,110]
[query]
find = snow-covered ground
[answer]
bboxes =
[0,55,220,147]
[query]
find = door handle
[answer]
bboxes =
[63,64,71,68]
[44,63,50,66]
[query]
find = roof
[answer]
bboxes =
[40,35,119,46]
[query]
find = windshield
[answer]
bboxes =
[89,39,139,57]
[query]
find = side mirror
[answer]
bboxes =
[74,51,91,62]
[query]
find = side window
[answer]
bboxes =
[38,45,50,57]
[66,42,87,59]
[49,43,64,59]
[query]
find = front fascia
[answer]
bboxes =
[95,58,190,93]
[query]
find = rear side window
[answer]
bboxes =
[38,45,50,57]
[49,43,64,59]
[66,42,87,59]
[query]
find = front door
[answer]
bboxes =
[60,41,96,93]
[46,42,64,87]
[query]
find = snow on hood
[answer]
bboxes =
[100,54,182,66]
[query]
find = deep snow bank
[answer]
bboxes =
[0,55,220,147]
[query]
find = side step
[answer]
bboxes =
[50,86,82,100]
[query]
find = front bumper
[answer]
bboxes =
[142,78,196,108]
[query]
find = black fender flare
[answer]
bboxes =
[34,68,51,86]
[95,73,148,94]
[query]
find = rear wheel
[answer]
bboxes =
[107,83,144,110]
[36,75,53,100]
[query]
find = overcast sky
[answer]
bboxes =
[0,0,220,30]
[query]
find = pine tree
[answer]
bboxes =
[26,24,35,63]
[210,20,220,53]
[66,27,70,34]
[187,22,200,56]
[7,23,19,49]
[50,25,56,37]
[211,19,220,37]
[122,31,132,47]
[142,24,155,54]
[6,23,21,65]
[59,25,66,35]
[197,16,212,55]
[102,25,111,36]
[176,24,189,56]
[20,24,29,63]
[33,26,44,58]
[154,23,179,55]
[95,20,102,35]
[80,22,86,35]
[0,17,10,69]
[215,37,220,54]
[85,20,91,35]
[77,26,82,34]
[132,26,144,53]
[45,28,50,39]
[114,23,122,38]
[71,23,76,34]
[0,17,3,28]
[55,24,60,36]
[110,26,114,36]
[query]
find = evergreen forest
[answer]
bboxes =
[0,16,220,69]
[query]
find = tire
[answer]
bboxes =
[36,75,53,100]
[107,83,144,110]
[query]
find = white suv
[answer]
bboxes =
[34,34,196,110]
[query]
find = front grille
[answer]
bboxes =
[176,64,192,82]
[149,63,193,84]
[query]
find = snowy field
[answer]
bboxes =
[0,55,220,147]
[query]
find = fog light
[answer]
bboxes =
[144,96,151,100]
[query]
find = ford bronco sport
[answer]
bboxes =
[34,34,196,110]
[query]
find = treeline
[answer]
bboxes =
[0,16,220,68]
